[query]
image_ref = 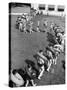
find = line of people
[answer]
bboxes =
[10,21,65,87]
[16,14,47,34]
[33,23,65,80]
[50,23,65,54]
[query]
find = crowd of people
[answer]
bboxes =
[10,12,65,87]
[15,12,47,33]
[33,23,65,79]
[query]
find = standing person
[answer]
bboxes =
[17,16,21,24]
[50,22,56,31]
[37,57,45,80]
[56,32,63,44]
[54,44,64,54]
[43,19,48,28]
[49,46,60,64]
[25,64,37,86]
[45,49,54,71]
[42,48,54,72]
[29,21,33,34]
[17,16,24,32]
[23,19,27,33]
[19,15,27,33]
[46,46,58,65]
[36,21,40,32]
[50,23,54,30]
[16,16,22,30]
[56,32,65,53]
[36,50,47,79]
[19,21,23,31]
[26,14,29,22]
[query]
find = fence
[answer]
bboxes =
[31,4,65,17]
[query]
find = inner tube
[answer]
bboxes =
[11,70,24,87]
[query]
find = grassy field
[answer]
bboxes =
[11,10,65,86]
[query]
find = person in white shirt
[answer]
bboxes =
[36,21,40,32]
